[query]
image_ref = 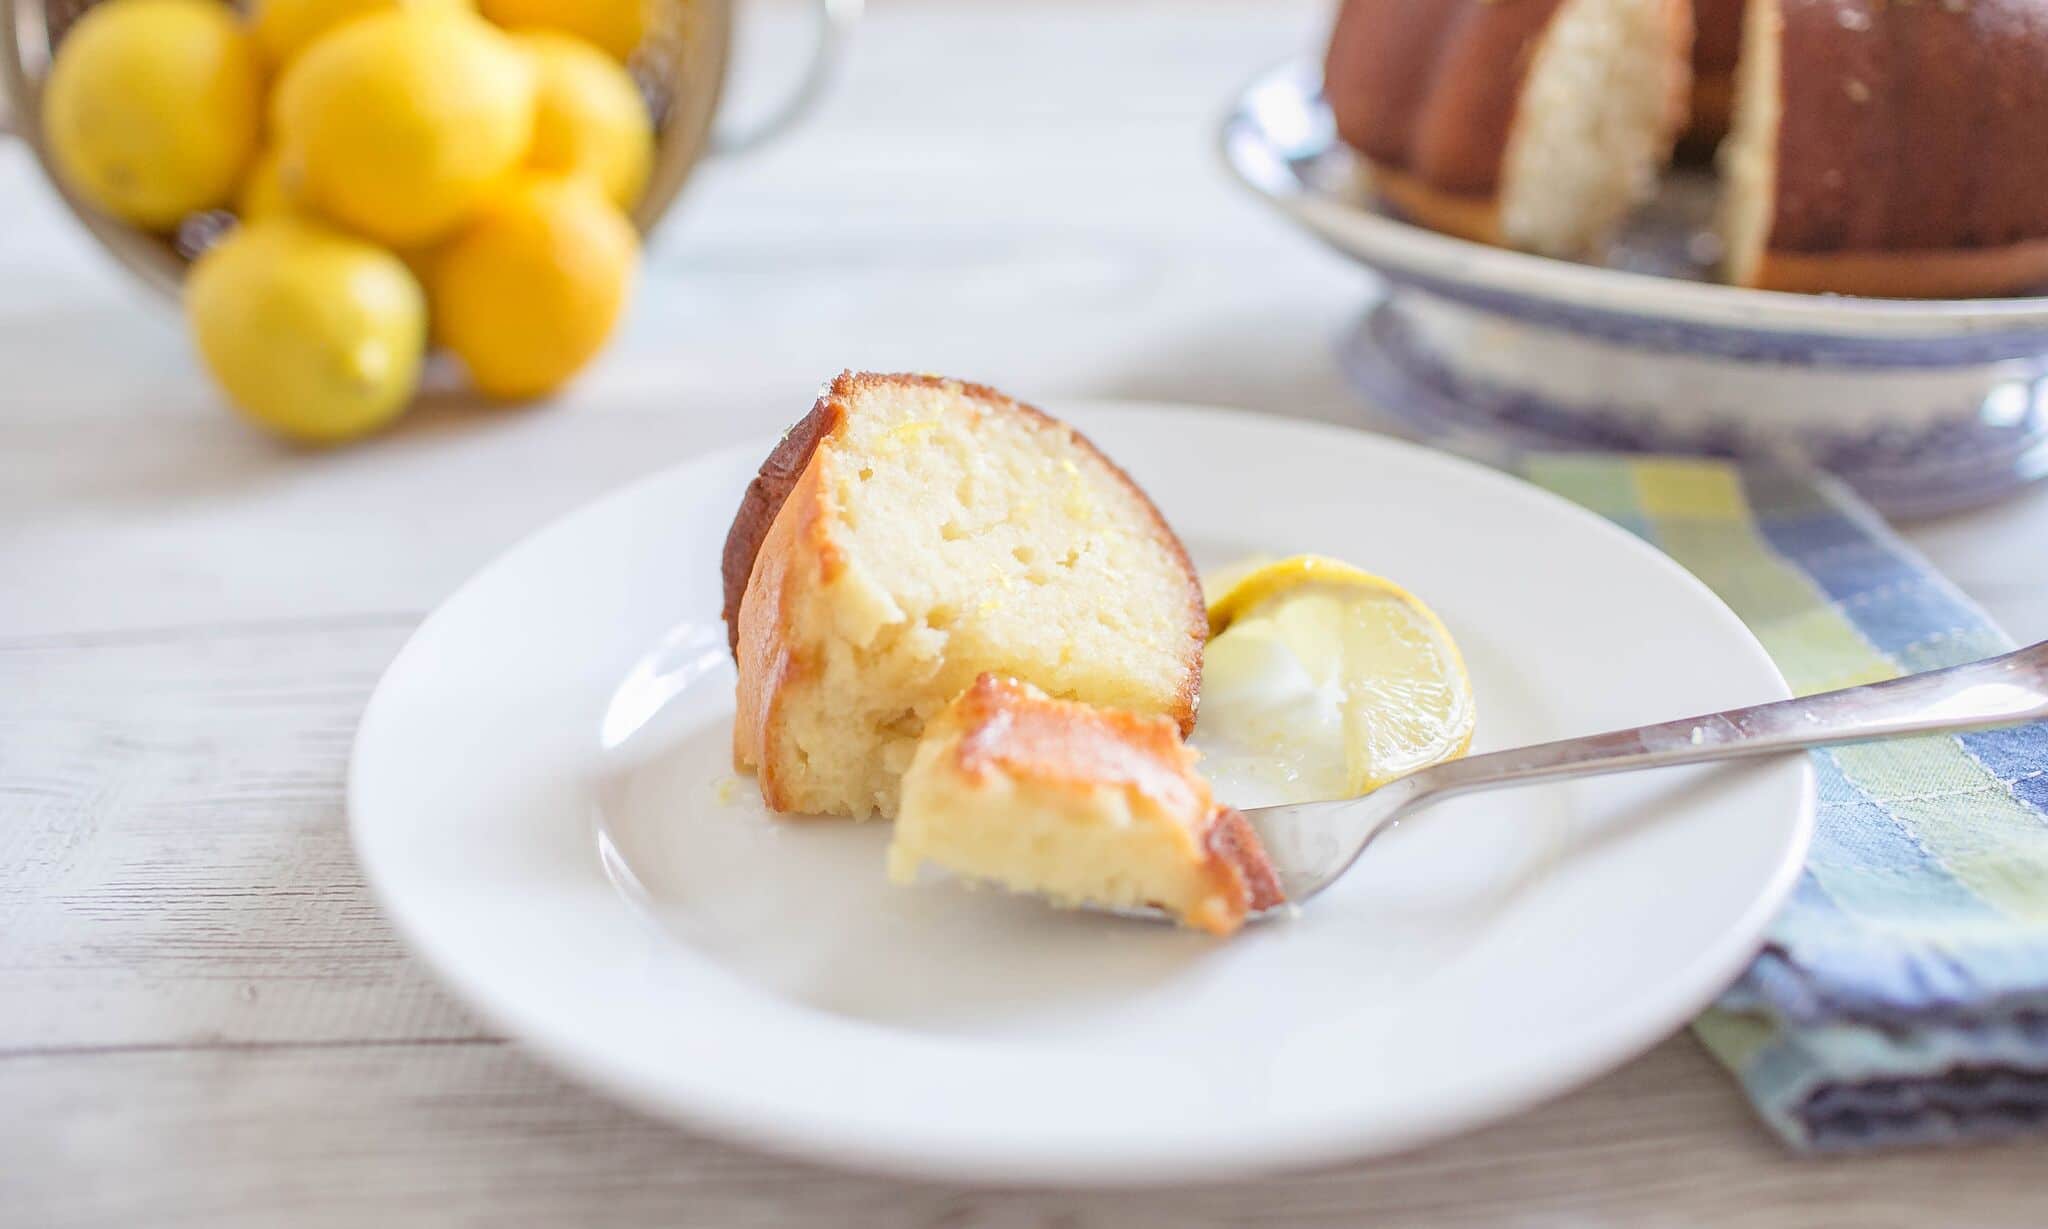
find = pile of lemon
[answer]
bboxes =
[41,0,654,442]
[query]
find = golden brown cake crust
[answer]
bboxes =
[950,674,1206,816]
[1325,0,1569,198]
[1693,0,1746,80]
[1679,69,1734,158]
[729,416,835,810]
[1683,0,1744,151]
[1327,0,1692,232]
[1206,807,1287,914]
[947,674,1285,926]
[1754,0,2048,295]
[721,398,844,654]
[1365,161,1504,247]
[1742,239,2048,299]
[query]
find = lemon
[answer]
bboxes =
[516,30,654,209]
[428,176,638,399]
[40,0,261,231]
[1200,556,1475,801]
[236,146,298,220]
[273,9,535,247]
[185,218,427,443]
[477,0,646,60]
[250,0,473,67]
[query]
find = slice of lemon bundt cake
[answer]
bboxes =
[889,675,1284,935]
[1323,0,1693,258]
[721,372,1207,819]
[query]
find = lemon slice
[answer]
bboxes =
[1199,555,1474,801]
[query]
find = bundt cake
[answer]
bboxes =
[1322,0,1694,257]
[1325,0,2048,298]
[1719,0,2048,297]
[722,372,1207,819]
[889,675,1284,936]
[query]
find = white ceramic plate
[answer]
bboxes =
[350,403,1813,1185]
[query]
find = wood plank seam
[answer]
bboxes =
[0,1036,508,1062]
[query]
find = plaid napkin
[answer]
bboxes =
[1518,455,2048,1152]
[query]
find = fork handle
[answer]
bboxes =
[1414,641,2048,800]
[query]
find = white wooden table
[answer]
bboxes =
[6,2,2047,1222]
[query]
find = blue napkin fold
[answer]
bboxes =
[1520,455,2048,1151]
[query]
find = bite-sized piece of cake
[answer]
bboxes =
[889,675,1284,936]
[1323,0,1693,257]
[1719,0,2048,297]
[722,372,1207,819]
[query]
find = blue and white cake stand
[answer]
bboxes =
[1222,59,2048,519]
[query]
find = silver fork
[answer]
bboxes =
[1227,640,2048,916]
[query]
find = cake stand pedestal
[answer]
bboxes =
[1338,287,2048,520]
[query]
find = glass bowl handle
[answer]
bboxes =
[710,0,861,157]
